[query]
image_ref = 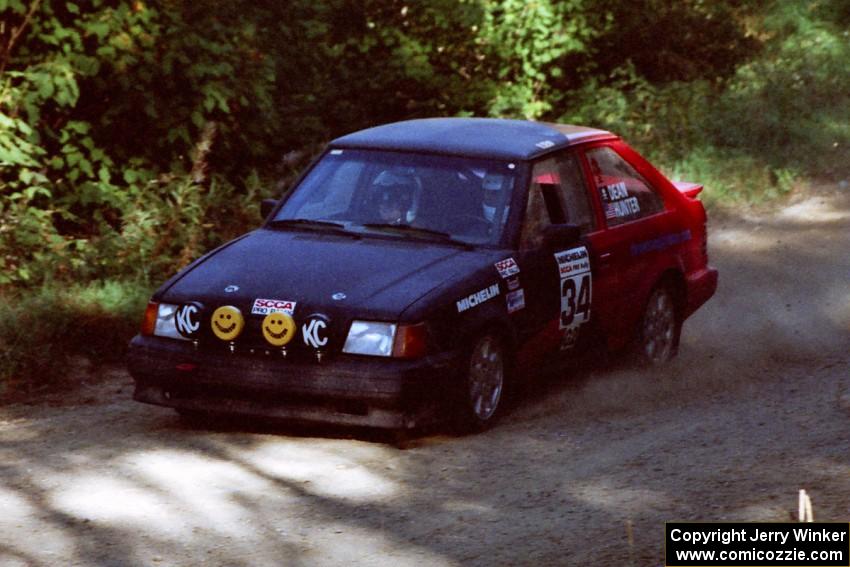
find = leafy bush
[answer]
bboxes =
[661,147,796,207]
[0,280,151,396]
[0,0,279,286]
[1,170,269,286]
[118,172,265,284]
[0,0,772,291]
[557,2,850,207]
[707,4,850,177]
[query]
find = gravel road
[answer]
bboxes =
[2,186,849,566]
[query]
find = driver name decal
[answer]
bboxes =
[456,283,500,313]
[601,181,640,220]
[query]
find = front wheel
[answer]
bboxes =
[635,285,680,364]
[455,334,507,432]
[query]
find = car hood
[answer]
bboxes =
[159,228,484,319]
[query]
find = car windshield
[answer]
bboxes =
[273,149,519,245]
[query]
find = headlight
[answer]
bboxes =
[342,321,396,357]
[153,303,189,341]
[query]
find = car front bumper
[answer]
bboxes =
[127,335,465,429]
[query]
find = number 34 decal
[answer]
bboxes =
[561,274,591,328]
[554,246,592,331]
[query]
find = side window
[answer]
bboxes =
[519,158,559,250]
[520,154,596,251]
[585,146,664,227]
[556,151,595,234]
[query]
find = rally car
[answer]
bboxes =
[127,118,718,431]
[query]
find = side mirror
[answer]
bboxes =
[260,198,278,220]
[542,223,581,249]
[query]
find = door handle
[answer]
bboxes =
[598,252,613,267]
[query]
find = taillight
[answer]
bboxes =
[140,301,158,336]
[392,323,429,358]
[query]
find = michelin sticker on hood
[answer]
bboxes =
[457,283,500,313]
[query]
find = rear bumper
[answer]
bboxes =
[684,266,719,318]
[127,335,465,429]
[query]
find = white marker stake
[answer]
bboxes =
[798,489,814,522]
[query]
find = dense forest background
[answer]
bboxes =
[1,0,848,387]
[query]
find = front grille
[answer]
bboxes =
[193,337,335,363]
[167,382,372,416]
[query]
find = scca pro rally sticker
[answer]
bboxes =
[251,298,296,316]
[456,283,500,313]
[554,246,592,348]
[494,257,520,279]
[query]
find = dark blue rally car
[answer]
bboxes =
[128,118,717,431]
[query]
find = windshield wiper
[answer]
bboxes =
[267,218,362,238]
[268,218,347,229]
[360,223,473,248]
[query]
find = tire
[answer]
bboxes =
[455,333,508,432]
[635,284,680,365]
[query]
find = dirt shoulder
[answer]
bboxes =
[1,186,849,566]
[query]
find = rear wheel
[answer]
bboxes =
[455,334,507,432]
[636,285,680,364]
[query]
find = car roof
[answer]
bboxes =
[329,118,617,161]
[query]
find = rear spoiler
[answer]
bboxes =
[672,181,704,199]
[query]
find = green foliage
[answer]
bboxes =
[118,172,263,283]
[0,279,151,395]
[478,0,596,118]
[662,147,796,207]
[558,2,849,205]
[0,0,844,289]
[587,0,761,84]
[707,3,850,176]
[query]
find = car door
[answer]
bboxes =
[579,142,675,348]
[513,151,599,362]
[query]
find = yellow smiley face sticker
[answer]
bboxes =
[211,305,244,341]
[262,312,296,347]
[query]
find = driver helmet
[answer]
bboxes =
[373,171,417,224]
[482,172,507,222]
